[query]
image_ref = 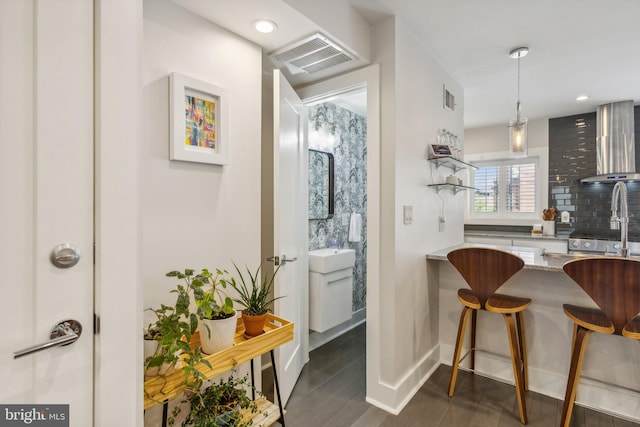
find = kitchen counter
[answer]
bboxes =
[464,229,570,241]
[427,242,572,272]
[427,242,640,422]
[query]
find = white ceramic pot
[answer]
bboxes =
[143,338,177,377]
[543,220,555,236]
[198,311,238,355]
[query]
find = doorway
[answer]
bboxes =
[305,87,368,351]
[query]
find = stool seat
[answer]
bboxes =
[447,247,529,424]
[487,294,531,314]
[562,304,614,334]
[622,315,640,339]
[560,257,640,427]
[457,289,531,313]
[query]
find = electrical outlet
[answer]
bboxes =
[439,215,446,232]
[403,205,413,225]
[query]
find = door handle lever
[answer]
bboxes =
[266,255,298,265]
[281,255,298,264]
[14,319,82,359]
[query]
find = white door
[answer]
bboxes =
[0,1,94,425]
[272,70,308,405]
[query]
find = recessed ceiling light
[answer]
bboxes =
[576,95,589,101]
[254,19,277,34]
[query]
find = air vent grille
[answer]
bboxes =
[269,33,356,75]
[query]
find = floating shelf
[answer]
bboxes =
[143,313,294,411]
[427,156,477,173]
[428,183,477,194]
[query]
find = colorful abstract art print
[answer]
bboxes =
[185,94,217,149]
[170,73,228,165]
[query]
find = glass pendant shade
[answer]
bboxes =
[509,118,528,157]
[508,46,529,158]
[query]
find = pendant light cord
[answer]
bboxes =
[516,56,521,122]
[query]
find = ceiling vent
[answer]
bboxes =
[269,33,356,75]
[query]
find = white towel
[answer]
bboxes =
[348,213,362,242]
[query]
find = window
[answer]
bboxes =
[470,157,538,218]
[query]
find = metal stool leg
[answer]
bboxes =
[270,349,286,426]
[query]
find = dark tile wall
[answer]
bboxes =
[548,106,640,239]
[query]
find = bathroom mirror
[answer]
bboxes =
[309,149,334,220]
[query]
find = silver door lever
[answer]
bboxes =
[266,255,298,265]
[14,319,82,359]
[281,255,298,264]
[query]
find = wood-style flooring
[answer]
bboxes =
[282,323,639,427]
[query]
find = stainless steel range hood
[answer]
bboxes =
[580,100,637,183]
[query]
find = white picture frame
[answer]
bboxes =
[169,72,229,165]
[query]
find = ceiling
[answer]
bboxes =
[171,0,640,129]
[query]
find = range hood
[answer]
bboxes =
[581,100,637,183]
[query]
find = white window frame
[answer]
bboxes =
[464,147,548,225]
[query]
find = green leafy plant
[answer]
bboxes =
[228,262,283,316]
[181,372,262,427]
[144,269,213,394]
[186,268,235,320]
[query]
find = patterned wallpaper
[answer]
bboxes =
[308,102,367,312]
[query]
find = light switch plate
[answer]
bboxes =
[403,205,413,225]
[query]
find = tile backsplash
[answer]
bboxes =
[548,106,640,239]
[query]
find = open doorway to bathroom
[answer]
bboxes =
[306,88,368,351]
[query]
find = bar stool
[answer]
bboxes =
[447,247,530,424]
[560,257,640,427]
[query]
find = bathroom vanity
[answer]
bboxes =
[308,248,356,332]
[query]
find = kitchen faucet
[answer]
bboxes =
[610,181,629,257]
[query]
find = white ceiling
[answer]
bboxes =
[170,0,640,129]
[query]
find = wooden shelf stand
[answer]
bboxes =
[144,313,294,426]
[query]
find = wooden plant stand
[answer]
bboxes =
[144,313,294,426]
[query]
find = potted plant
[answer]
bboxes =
[144,271,211,393]
[228,262,284,338]
[181,373,261,427]
[176,268,237,354]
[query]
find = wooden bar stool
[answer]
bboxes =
[447,247,530,424]
[560,257,640,427]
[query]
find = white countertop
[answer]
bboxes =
[464,230,570,242]
[426,242,574,272]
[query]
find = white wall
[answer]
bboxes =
[463,118,550,225]
[368,15,465,414]
[142,1,262,421]
[465,117,549,154]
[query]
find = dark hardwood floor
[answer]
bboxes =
[282,323,639,427]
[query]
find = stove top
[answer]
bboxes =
[569,235,640,255]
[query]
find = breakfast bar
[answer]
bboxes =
[427,243,640,422]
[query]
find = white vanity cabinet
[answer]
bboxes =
[309,267,353,332]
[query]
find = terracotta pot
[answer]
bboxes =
[198,311,238,354]
[242,312,268,338]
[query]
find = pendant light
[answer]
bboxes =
[508,46,529,158]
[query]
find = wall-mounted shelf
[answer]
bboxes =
[428,183,477,194]
[427,156,477,173]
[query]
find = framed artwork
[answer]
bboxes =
[169,72,229,165]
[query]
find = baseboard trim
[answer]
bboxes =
[366,345,441,415]
[440,343,640,423]
[309,308,366,351]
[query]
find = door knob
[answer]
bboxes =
[14,319,82,359]
[50,243,81,268]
